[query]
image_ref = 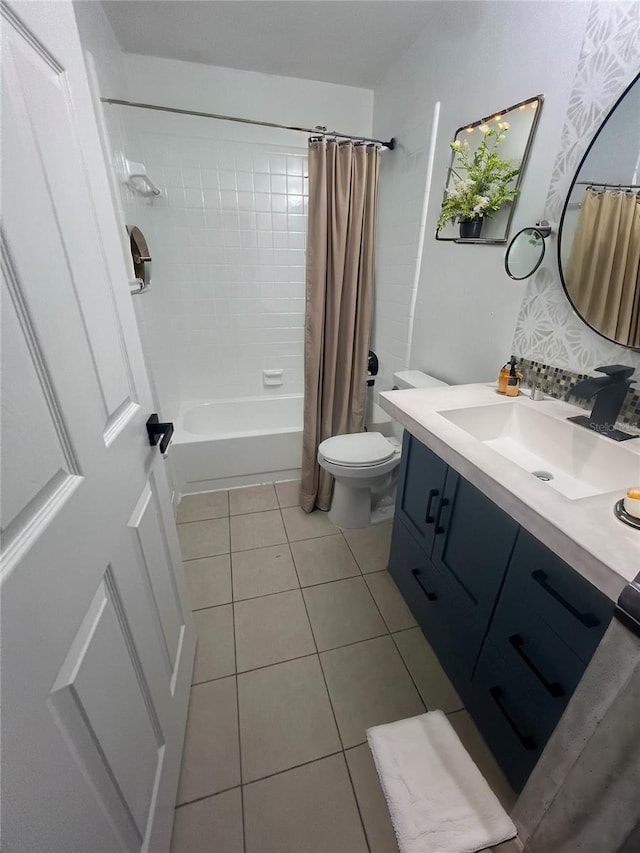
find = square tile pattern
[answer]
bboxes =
[173,485,517,851]
[183,554,232,610]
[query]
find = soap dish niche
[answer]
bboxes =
[115,153,162,198]
[263,369,284,387]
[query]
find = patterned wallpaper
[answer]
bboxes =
[512,0,640,377]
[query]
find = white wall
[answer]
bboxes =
[123,54,373,139]
[513,1,640,377]
[372,1,591,388]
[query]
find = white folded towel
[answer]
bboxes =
[367,711,517,853]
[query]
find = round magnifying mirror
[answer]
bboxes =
[505,227,546,280]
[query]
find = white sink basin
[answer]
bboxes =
[439,401,639,500]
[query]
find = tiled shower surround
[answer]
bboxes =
[113,106,309,413]
[143,133,307,403]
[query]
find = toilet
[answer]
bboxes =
[318,370,448,528]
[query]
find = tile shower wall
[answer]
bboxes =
[127,116,309,409]
[115,53,372,419]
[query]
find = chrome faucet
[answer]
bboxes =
[567,365,637,442]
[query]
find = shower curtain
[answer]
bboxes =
[566,188,640,346]
[300,139,380,513]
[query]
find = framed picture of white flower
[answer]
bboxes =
[436,94,544,244]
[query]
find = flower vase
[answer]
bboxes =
[459,218,484,239]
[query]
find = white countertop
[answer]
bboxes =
[380,383,640,602]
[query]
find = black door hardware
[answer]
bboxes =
[411,568,437,601]
[434,497,450,535]
[146,414,174,454]
[532,570,600,627]
[424,489,440,524]
[509,634,565,697]
[489,686,536,750]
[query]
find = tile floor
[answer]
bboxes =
[171,481,520,853]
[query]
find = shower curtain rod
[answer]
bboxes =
[101,98,395,150]
[576,181,640,189]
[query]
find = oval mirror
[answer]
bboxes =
[505,227,546,279]
[558,73,640,349]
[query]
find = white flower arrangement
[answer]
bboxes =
[437,124,520,230]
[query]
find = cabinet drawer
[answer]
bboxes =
[397,432,448,554]
[470,639,550,792]
[488,587,586,725]
[507,530,613,663]
[388,516,483,687]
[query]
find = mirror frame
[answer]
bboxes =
[435,93,544,245]
[505,227,546,280]
[557,71,640,351]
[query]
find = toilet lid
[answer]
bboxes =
[319,432,396,467]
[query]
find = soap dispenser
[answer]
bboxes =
[497,360,511,394]
[505,356,521,397]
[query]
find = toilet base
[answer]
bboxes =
[329,478,396,529]
[329,480,372,528]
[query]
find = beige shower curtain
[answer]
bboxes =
[300,139,380,513]
[566,188,640,346]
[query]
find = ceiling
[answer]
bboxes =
[101,1,477,89]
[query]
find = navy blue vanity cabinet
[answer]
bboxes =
[397,431,448,553]
[389,430,615,793]
[468,528,613,791]
[391,433,519,688]
[431,470,519,619]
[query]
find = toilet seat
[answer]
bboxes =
[319,432,396,468]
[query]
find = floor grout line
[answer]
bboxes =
[229,561,247,853]
[341,747,373,853]
[186,555,389,606]
[189,624,423,690]
[241,748,345,789]
[290,552,351,762]
[175,781,243,810]
[389,628,429,713]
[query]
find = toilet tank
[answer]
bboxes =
[392,370,449,390]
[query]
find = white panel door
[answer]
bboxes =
[0,2,196,851]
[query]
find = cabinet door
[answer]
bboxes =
[432,471,519,619]
[397,432,448,555]
[388,516,484,691]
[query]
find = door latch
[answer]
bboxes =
[146,414,174,455]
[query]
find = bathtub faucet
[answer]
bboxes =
[566,365,637,442]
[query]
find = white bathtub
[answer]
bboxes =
[170,395,304,496]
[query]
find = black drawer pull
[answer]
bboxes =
[531,570,600,628]
[424,489,439,524]
[434,498,450,535]
[489,686,536,751]
[509,634,565,698]
[412,568,437,601]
